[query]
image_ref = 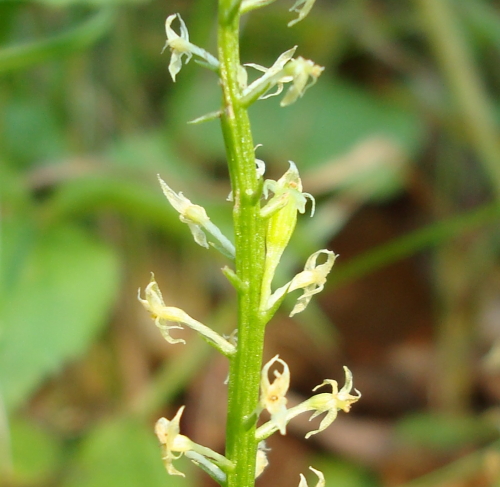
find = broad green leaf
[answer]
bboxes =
[0,225,120,411]
[62,417,191,487]
[173,73,423,170]
[105,131,205,184]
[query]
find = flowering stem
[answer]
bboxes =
[218,2,267,487]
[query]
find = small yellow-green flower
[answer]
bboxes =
[260,162,315,310]
[266,249,336,316]
[162,14,219,82]
[138,274,235,356]
[158,175,235,258]
[155,406,234,478]
[255,366,360,442]
[138,275,190,345]
[240,49,323,107]
[155,406,194,476]
[280,57,324,106]
[260,355,291,434]
[304,366,361,438]
[286,249,336,316]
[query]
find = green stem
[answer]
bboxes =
[218,2,267,487]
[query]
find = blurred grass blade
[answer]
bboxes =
[0,8,114,74]
[458,0,500,49]
[331,202,500,288]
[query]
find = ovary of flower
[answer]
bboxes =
[280,57,324,106]
[288,0,317,27]
[304,366,361,439]
[155,406,194,476]
[298,467,325,487]
[138,275,236,356]
[163,14,219,82]
[260,355,291,435]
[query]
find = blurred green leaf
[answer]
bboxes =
[173,74,423,170]
[8,416,64,484]
[0,8,114,74]
[394,413,496,452]
[3,98,68,168]
[62,417,191,487]
[106,131,205,183]
[458,0,500,50]
[36,0,146,5]
[0,225,120,411]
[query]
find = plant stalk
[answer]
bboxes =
[217,2,267,487]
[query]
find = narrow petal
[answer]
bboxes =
[288,0,317,27]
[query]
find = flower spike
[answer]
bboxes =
[259,355,291,434]
[138,274,236,356]
[299,467,325,487]
[163,14,219,81]
[304,366,361,438]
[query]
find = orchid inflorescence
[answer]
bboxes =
[138,2,361,486]
[162,9,323,111]
[152,356,360,481]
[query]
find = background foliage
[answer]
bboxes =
[2,0,500,486]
